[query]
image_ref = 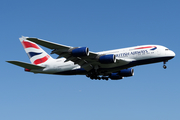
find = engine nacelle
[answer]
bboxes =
[109,68,134,80]
[99,54,116,64]
[71,47,89,57]
[109,73,123,80]
[119,68,134,77]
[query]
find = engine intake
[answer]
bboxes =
[71,47,89,57]
[99,54,116,64]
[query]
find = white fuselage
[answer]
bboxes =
[7,37,176,80]
[31,45,175,75]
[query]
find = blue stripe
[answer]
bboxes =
[28,52,42,58]
[150,47,157,50]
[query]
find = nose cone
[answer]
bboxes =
[168,50,175,59]
[171,51,176,57]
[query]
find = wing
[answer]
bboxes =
[27,37,132,72]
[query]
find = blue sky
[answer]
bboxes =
[1,0,180,120]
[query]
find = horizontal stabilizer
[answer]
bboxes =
[6,61,45,69]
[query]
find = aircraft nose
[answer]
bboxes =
[165,50,175,60]
[168,50,175,58]
[171,50,176,57]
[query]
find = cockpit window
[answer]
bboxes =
[165,49,169,51]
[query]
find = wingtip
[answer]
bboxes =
[6,60,16,63]
[6,60,11,63]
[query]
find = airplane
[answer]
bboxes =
[7,36,175,80]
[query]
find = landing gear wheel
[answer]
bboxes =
[163,61,168,69]
[163,65,167,69]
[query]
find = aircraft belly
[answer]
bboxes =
[98,61,128,69]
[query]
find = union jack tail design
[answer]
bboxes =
[19,36,54,65]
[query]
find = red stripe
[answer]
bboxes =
[22,41,40,49]
[33,55,50,65]
[135,46,156,49]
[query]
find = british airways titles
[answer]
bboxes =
[116,50,150,58]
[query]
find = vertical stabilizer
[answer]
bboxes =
[19,36,54,65]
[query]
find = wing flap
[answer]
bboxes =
[6,61,45,69]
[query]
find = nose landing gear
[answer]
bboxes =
[163,61,167,69]
[163,65,167,69]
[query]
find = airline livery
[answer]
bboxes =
[7,36,175,80]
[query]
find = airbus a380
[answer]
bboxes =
[7,36,175,80]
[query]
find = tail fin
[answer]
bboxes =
[19,36,54,65]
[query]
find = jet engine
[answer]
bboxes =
[119,68,134,77]
[109,68,134,80]
[71,47,89,57]
[98,54,116,64]
[109,73,123,80]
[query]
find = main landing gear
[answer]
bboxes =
[163,61,167,69]
[86,71,109,80]
[86,74,108,80]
